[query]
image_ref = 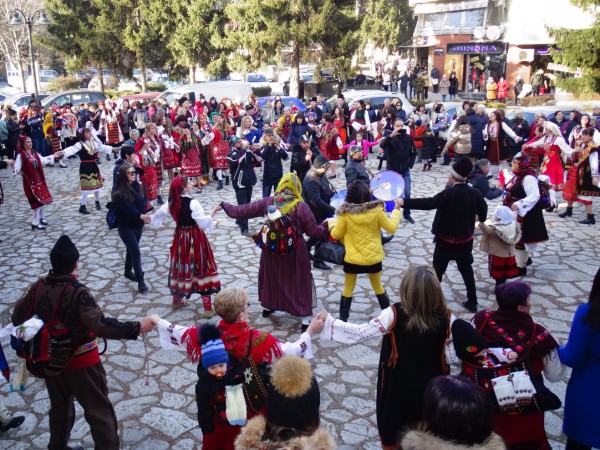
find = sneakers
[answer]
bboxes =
[0,415,25,432]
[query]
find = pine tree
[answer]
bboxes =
[360,0,415,53]
[548,0,600,96]
[225,0,360,97]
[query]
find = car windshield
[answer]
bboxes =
[247,74,267,82]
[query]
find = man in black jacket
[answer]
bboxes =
[345,145,370,186]
[468,159,501,200]
[259,128,288,197]
[302,155,336,270]
[379,118,416,223]
[290,135,319,184]
[227,136,262,236]
[399,159,488,312]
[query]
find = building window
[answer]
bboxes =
[416,9,486,35]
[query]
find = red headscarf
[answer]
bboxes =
[17,135,29,152]
[168,175,187,224]
[513,153,535,178]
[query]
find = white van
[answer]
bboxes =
[156,81,253,106]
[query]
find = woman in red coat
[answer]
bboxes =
[497,77,509,103]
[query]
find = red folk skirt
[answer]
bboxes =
[169,225,221,298]
[106,122,121,144]
[162,147,179,170]
[562,165,579,202]
[181,148,202,177]
[212,141,230,170]
[539,148,564,190]
[488,254,519,280]
[23,174,52,209]
[140,164,158,201]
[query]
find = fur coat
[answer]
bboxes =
[234,416,336,450]
[401,430,506,450]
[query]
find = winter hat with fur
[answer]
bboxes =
[266,356,320,432]
[450,158,473,182]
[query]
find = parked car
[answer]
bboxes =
[40,69,59,78]
[88,74,118,90]
[155,81,253,107]
[117,77,141,92]
[26,75,57,92]
[41,90,107,108]
[425,101,463,120]
[4,92,51,109]
[257,96,306,112]
[506,106,589,124]
[246,73,270,89]
[133,68,154,82]
[117,92,160,106]
[326,89,412,118]
[0,93,6,104]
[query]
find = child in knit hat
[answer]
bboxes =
[195,323,246,450]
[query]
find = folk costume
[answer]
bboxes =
[151,176,220,312]
[11,235,143,450]
[318,122,342,161]
[179,132,203,178]
[523,134,544,174]
[221,174,329,323]
[62,129,114,214]
[502,155,548,271]
[479,206,521,284]
[276,112,294,143]
[60,107,78,148]
[472,307,565,449]
[101,105,123,145]
[210,127,231,182]
[156,125,179,171]
[134,136,159,203]
[485,119,520,164]
[320,305,456,448]
[561,139,600,224]
[12,136,55,228]
[525,124,572,190]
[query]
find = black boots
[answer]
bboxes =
[95,201,101,211]
[157,195,164,205]
[381,234,394,245]
[225,176,230,186]
[138,275,148,293]
[558,207,573,218]
[217,180,223,190]
[579,214,595,225]
[339,296,352,322]
[376,291,390,309]
[79,205,90,215]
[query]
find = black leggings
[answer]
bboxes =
[118,226,144,279]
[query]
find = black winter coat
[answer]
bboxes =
[302,169,335,223]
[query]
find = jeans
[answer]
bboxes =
[31,137,46,156]
[433,239,477,304]
[262,176,281,198]
[442,94,447,102]
[118,226,144,280]
[234,186,253,231]
[402,170,412,218]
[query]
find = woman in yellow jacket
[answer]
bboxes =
[330,180,402,321]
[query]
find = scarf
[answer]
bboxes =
[273,173,303,215]
[182,319,282,364]
[474,309,557,362]
[43,113,54,136]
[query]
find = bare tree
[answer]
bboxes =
[0,0,41,91]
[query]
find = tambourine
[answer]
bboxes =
[331,189,347,210]
[370,170,405,212]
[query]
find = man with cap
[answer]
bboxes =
[379,118,417,223]
[302,155,336,270]
[397,159,487,312]
[290,135,320,184]
[345,145,370,186]
[316,93,332,114]
[234,356,335,449]
[227,136,262,235]
[304,97,322,126]
[258,128,288,197]
[11,235,156,450]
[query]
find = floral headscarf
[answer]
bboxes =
[512,152,535,178]
[273,173,303,215]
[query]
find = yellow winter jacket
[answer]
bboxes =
[330,200,400,266]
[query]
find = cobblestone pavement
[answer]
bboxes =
[0,151,598,449]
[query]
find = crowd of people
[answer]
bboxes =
[0,87,599,450]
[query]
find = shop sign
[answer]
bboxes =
[434,47,444,56]
[414,36,428,46]
[447,43,504,55]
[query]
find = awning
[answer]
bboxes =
[414,0,488,14]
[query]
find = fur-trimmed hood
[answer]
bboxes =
[485,221,520,245]
[401,430,506,450]
[336,199,385,216]
[235,416,336,450]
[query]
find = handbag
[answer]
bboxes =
[105,202,118,230]
[314,239,345,265]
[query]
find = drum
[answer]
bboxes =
[370,170,405,201]
[331,189,347,210]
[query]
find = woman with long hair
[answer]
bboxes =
[112,163,151,292]
[485,110,521,164]
[560,128,600,224]
[320,265,456,450]
[11,136,62,229]
[151,175,220,312]
[272,99,285,123]
[560,267,600,450]
[133,132,160,205]
[330,181,401,321]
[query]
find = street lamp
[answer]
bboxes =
[8,9,51,100]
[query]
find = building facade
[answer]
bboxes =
[409,0,594,98]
